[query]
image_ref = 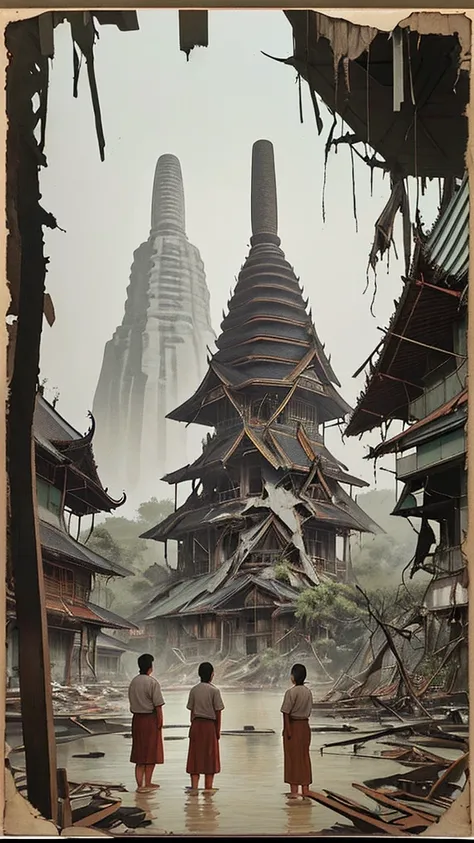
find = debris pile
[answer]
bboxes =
[160,646,331,689]
[313,718,468,836]
[7,682,128,719]
[11,766,152,834]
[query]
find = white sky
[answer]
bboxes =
[38,9,440,508]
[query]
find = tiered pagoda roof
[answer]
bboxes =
[168,139,351,428]
[142,141,379,552]
[34,395,126,515]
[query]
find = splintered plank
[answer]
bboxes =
[352,784,437,822]
[72,798,121,828]
[428,752,469,800]
[305,790,407,836]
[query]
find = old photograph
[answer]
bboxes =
[4,7,470,837]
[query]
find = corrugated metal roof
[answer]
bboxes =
[45,597,107,625]
[144,570,301,620]
[370,388,467,458]
[97,632,130,652]
[144,571,219,620]
[89,602,138,630]
[425,174,469,281]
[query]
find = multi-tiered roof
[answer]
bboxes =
[168,139,350,430]
[142,141,378,588]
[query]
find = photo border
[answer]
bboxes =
[0,3,472,835]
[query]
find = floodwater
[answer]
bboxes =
[11,689,448,835]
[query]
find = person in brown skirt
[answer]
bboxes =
[128,653,165,793]
[281,663,313,798]
[186,662,225,791]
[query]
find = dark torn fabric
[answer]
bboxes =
[179,11,208,60]
[368,177,411,275]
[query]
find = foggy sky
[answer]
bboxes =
[38,10,438,513]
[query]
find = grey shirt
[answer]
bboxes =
[187,682,225,721]
[128,674,165,714]
[281,684,313,720]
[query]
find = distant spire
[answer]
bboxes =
[250,140,280,246]
[151,153,185,234]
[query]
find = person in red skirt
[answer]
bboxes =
[128,653,165,793]
[281,663,313,798]
[186,662,225,791]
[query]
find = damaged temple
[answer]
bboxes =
[135,139,379,664]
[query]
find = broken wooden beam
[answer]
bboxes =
[72,797,122,828]
[305,790,407,835]
[352,783,436,822]
[6,18,58,822]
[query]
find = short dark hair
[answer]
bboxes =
[291,663,307,686]
[198,662,214,682]
[138,653,154,675]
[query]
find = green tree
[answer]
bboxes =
[295,581,367,638]
[136,497,174,529]
[85,497,175,617]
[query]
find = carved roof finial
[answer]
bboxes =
[151,153,185,234]
[251,140,280,245]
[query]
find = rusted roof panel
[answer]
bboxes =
[45,597,129,627]
[369,389,467,459]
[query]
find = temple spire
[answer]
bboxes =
[250,139,280,246]
[151,153,185,234]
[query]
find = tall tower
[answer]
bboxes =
[143,140,379,588]
[92,154,215,498]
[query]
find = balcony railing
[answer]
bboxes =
[396,429,465,480]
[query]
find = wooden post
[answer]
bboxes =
[6,18,58,821]
[342,533,349,583]
[65,633,74,686]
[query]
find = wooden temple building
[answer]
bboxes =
[346,175,469,692]
[137,139,379,664]
[6,393,135,687]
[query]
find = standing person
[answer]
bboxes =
[186,662,224,791]
[128,653,165,793]
[281,663,313,798]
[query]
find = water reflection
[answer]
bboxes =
[185,791,220,833]
[285,797,314,834]
[10,690,414,835]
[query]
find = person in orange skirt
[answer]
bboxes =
[186,662,225,791]
[281,663,313,798]
[128,653,165,793]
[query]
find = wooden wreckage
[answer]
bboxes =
[272,11,469,275]
[330,173,469,716]
[135,139,380,667]
[306,107,470,842]
[307,719,468,836]
[4,7,471,836]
